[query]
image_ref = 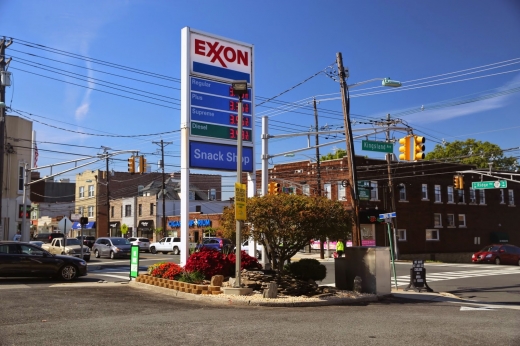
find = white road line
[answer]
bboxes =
[92,273,131,280]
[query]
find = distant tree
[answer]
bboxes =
[425,139,517,169]
[321,148,347,161]
[220,194,351,271]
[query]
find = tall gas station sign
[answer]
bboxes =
[179,27,255,265]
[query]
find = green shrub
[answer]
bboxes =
[286,258,326,281]
[177,270,205,284]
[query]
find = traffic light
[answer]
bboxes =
[274,183,281,195]
[412,135,426,160]
[128,156,135,174]
[453,175,464,190]
[398,135,411,161]
[138,155,147,174]
[267,182,275,195]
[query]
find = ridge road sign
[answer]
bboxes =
[472,180,507,189]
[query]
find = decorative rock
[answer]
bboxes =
[210,275,224,287]
[228,278,236,287]
[263,282,278,298]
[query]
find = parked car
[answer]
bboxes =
[234,240,263,259]
[128,237,151,252]
[29,241,45,248]
[195,237,233,252]
[0,241,88,280]
[92,237,132,259]
[472,244,520,265]
[76,236,96,248]
[41,238,91,261]
[149,237,196,255]
[32,232,64,244]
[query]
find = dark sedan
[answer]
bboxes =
[472,244,520,266]
[76,236,96,248]
[0,241,88,281]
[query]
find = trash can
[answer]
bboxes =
[334,246,391,295]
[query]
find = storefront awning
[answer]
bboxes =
[72,221,96,229]
[138,220,154,231]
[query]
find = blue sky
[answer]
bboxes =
[2,0,520,199]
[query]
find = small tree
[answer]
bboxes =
[220,194,352,272]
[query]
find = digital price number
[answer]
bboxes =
[229,128,251,141]
[229,87,250,100]
[229,100,250,113]
[229,115,250,127]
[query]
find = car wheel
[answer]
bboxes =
[58,265,77,281]
[150,247,157,254]
[110,251,115,259]
[94,250,100,258]
[173,247,180,255]
[84,256,91,262]
[495,257,501,265]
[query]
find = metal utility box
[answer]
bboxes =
[334,246,391,295]
[1,71,11,86]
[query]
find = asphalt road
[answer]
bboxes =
[1,285,519,346]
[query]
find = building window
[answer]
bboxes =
[150,203,154,215]
[434,185,441,202]
[209,188,216,200]
[421,184,428,200]
[458,189,465,203]
[433,213,442,227]
[469,188,476,203]
[500,189,505,204]
[447,186,454,203]
[18,165,24,192]
[78,206,84,216]
[458,214,466,227]
[324,183,332,199]
[508,189,515,206]
[111,206,114,218]
[88,185,94,197]
[370,181,378,200]
[125,205,132,217]
[79,186,85,198]
[120,206,123,217]
[397,229,407,241]
[138,204,142,217]
[337,181,346,201]
[398,184,406,201]
[88,206,94,217]
[447,214,455,227]
[479,190,486,205]
[302,184,310,196]
[426,229,439,241]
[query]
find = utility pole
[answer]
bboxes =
[337,52,361,246]
[385,114,399,259]
[153,140,172,237]
[313,97,326,258]
[105,149,111,237]
[0,37,13,236]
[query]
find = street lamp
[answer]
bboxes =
[335,52,401,247]
[232,80,248,289]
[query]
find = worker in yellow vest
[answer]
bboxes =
[336,239,345,257]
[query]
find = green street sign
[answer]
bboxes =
[358,180,371,200]
[472,180,507,190]
[130,245,140,278]
[362,140,393,153]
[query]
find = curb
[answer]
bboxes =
[129,281,378,307]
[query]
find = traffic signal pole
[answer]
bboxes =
[384,114,399,259]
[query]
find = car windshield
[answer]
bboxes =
[111,238,130,245]
[138,238,149,242]
[480,245,500,252]
[66,239,81,246]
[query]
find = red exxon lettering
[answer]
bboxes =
[193,39,249,68]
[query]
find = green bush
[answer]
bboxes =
[286,258,326,281]
[177,270,205,284]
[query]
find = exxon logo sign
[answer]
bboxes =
[190,32,252,83]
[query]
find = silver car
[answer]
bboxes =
[128,237,151,252]
[92,237,131,259]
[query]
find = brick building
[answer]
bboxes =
[255,156,519,259]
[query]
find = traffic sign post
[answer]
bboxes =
[472,180,507,189]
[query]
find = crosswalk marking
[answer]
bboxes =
[393,267,520,286]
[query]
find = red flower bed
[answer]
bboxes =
[185,248,262,279]
[227,251,263,271]
[150,262,183,280]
